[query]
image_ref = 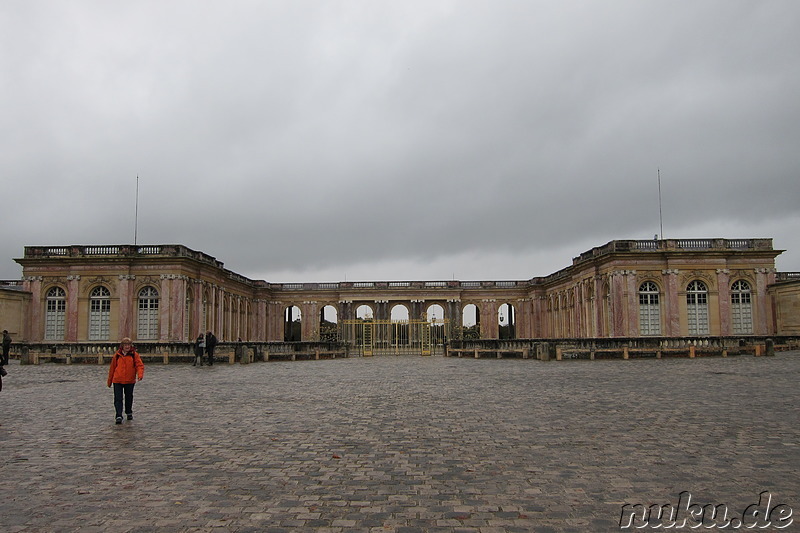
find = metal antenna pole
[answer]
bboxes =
[135,176,139,246]
[658,169,664,240]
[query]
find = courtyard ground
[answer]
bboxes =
[0,352,798,532]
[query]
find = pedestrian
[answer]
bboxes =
[1,330,11,366]
[106,337,144,424]
[205,331,218,366]
[194,333,205,366]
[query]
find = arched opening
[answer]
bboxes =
[320,305,338,342]
[242,301,251,341]
[284,305,302,341]
[356,304,373,320]
[601,282,611,337]
[223,295,231,341]
[202,290,210,334]
[389,304,410,351]
[184,288,192,341]
[462,304,480,339]
[427,304,446,347]
[390,304,409,321]
[498,303,516,339]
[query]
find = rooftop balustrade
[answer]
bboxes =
[17,239,782,293]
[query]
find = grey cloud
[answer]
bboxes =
[1,1,799,281]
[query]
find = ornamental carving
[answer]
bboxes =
[82,278,116,297]
[730,270,755,284]
[637,272,662,288]
[680,270,714,287]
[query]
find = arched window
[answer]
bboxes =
[638,282,661,336]
[89,286,111,341]
[202,291,209,333]
[137,286,159,340]
[731,280,753,334]
[601,282,611,337]
[45,286,67,340]
[184,289,192,341]
[686,280,709,335]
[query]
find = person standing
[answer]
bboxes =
[107,337,144,424]
[1,330,11,366]
[205,331,217,366]
[194,333,205,366]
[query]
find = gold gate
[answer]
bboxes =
[339,319,448,356]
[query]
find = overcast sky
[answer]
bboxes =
[2,1,799,283]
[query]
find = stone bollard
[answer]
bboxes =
[765,338,775,356]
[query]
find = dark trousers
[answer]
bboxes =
[207,349,214,365]
[113,383,135,418]
[1,345,8,366]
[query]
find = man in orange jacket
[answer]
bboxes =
[107,337,145,424]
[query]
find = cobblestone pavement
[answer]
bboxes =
[1,353,798,532]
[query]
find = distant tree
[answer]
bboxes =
[320,319,337,342]
[463,325,480,340]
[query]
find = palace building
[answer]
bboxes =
[3,238,798,357]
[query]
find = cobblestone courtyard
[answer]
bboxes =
[1,353,798,532]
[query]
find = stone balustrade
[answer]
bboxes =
[446,335,800,360]
[15,341,351,365]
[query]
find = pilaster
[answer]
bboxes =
[117,275,135,339]
[716,269,731,336]
[754,268,774,335]
[66,275,81,342]
[662,269,680,336]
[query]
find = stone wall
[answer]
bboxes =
[0,285,29,344]
[770,279,800,334]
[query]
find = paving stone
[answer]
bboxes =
[0,354,798,531]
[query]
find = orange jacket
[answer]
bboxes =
[107,348,144,386]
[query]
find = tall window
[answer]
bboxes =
[602,282,611,336]
[137,286,159,340]
[89,286,111,340]
[686,280,709,335]
[184,289,192,341]
[202,292,209,332]
[638,281,661,335]
[45,286,67,340]
[731,280,753,334]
